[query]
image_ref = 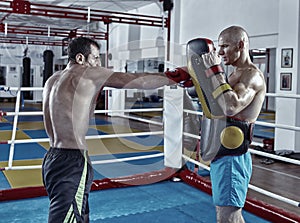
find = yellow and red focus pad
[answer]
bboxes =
[186,38,224,119]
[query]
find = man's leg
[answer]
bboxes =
[216,206,245,223]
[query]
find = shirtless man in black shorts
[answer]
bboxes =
[42,37,173,223]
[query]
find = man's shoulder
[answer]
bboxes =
[243,65,266,90]
[240,64,263,78]
[248,63,262,73]
[45,71,61,86]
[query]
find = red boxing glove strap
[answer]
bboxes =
[205,65,224,78]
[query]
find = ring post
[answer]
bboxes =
[163,85,184,168]
[106,87,125,116]
[8,88,22,169]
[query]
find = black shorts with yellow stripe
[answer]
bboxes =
[42,147,94,223]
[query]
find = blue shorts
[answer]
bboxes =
[210,152,252,207]
[42,148,94,223]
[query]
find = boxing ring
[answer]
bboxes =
[0,86,300,223]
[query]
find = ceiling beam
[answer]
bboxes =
[0,0,167,28]
[0,24,107,40]
[0,36,64,46]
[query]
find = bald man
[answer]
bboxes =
[201,26,266,222]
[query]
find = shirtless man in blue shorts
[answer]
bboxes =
[201,26,266,222]
[42,37,173,223]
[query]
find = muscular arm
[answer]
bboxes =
[212,69,265,118]
[105,72,173,89]
[80,66,173,91]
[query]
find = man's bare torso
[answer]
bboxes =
[44,65,101,150]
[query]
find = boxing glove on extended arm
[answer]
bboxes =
[165,67,194,88]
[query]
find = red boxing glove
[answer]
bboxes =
[181,79,194,88]
[165,67,194,88]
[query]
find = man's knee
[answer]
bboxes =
[216,206,245,223]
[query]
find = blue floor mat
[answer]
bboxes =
[0,143,46,161]
[122,135,163,146]
[22,128,106,139]
[0,172,10,190]
[22,129,48,138]
[5,115,44,122]
[253,125,274,139]
[89,118,112,125]
[0,181,271,223]
[91,151,164,179]
[0,122,13,130]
